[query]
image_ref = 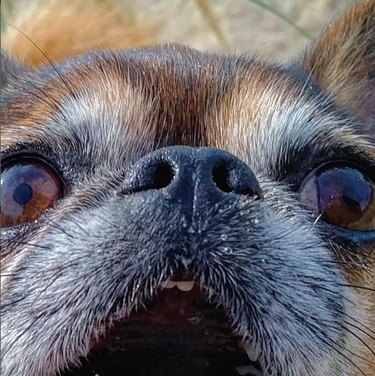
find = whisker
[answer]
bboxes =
[5,241,50,250]
[312,213,323,229]
[11,80,64,115]
[312,329,368,376]
[342,325,375,361]
[345,320,375,345]
[7,24,77,98]
[340,284,375,293]
[320,260,372,270]
[0,295,29,311]
[273,295,368,376]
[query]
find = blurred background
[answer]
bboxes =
[1,0,355,62]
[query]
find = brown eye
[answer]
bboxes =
[299,163,375,231]
[1,159,63,228]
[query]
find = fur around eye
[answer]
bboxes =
[0,157,63,228]
[299,162,375,231]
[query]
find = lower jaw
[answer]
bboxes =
[63,342,262,376]
[60,285,266,376]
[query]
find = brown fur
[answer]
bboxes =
[1,2,374,376]
[303,0,375,134]
[304,7,375,370]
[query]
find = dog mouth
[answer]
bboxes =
[61,280,265,376]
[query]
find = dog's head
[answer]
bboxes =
[1,2,374,376]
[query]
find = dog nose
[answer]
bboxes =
[121,146,262,207]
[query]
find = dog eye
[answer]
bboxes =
[299,163,375,231]
[1,158,63,228]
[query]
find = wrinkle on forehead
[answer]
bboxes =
[206,62,365,175]
[2,46,233,152]
[55,71,158,164]
[2,46,368,168]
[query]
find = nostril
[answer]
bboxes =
[211,160,261,198]
[212,163,231,193]
[121,160,175,194]
[122,147,262,200]
[153,161,174,189]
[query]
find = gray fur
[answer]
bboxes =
[1,48,373,376]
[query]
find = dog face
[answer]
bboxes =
[1,2,374,376]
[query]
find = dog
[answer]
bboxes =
[1,1,374,375]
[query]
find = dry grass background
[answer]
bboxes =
[1,0,356,62]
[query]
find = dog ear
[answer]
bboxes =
[0,51,30,89]
[302,1,374,139]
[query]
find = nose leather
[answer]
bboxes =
[121,146,262,216]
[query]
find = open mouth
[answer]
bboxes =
[61,280,265,376]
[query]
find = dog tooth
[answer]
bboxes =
[235,365,264,376]
[207,287,215,299]
[187,316,201,324]
[176,281,194,291]
[163,280,177,289]
[243,342,260,362]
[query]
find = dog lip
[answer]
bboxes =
[56,276,268,376]
[66,284,265,376]
[93,283,219,342]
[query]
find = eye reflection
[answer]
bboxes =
[299,163,375,231]
[1,159,63,228]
